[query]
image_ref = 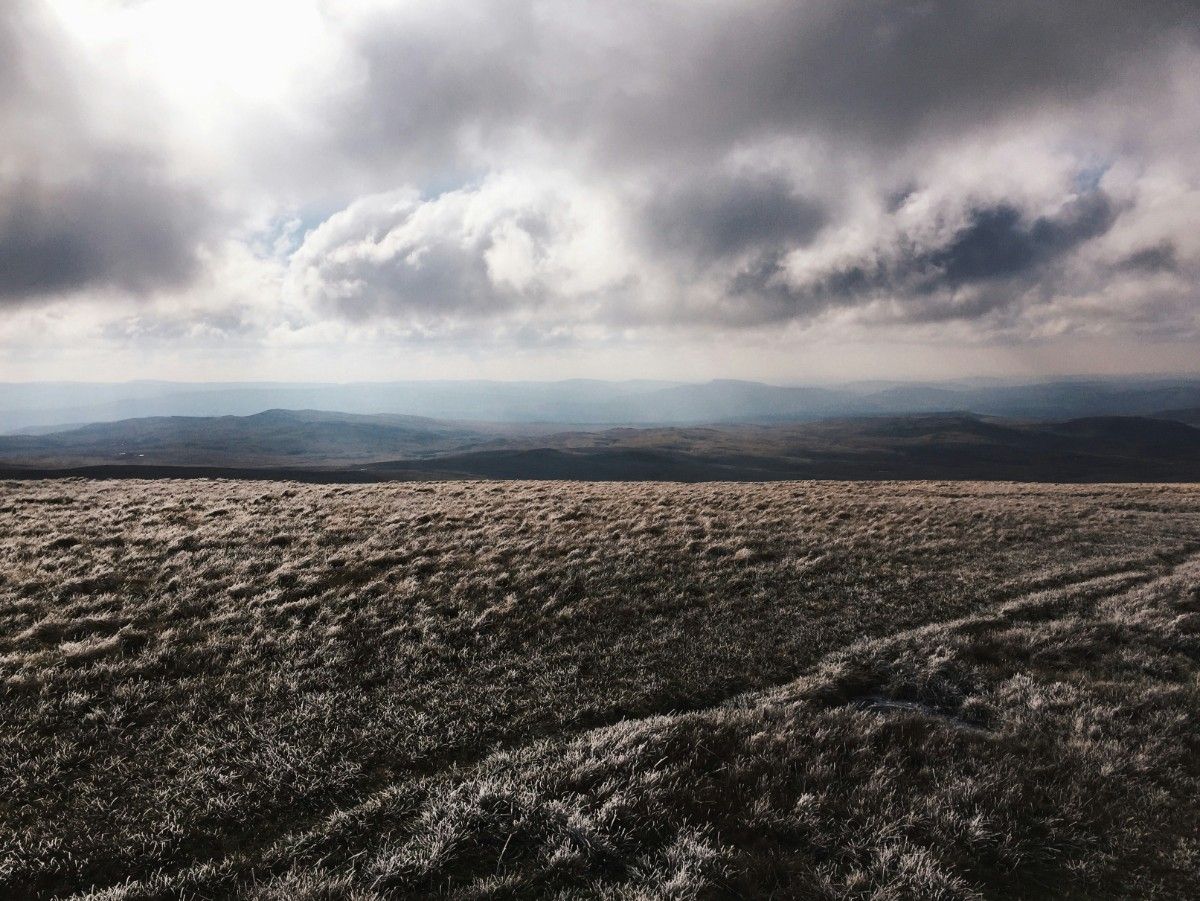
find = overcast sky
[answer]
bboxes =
[1,0,1198,382]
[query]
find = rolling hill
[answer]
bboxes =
[5,376,1200,433]
[0,409,504,467]
[2,410,1199,482]
[1155,407,1200,427]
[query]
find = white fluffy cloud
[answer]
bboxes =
[285,173,637,336]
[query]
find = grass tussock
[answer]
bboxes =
[1,478,1198,899]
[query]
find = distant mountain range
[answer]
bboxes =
[3,408,1200,482]
[5,376,1200,433]
[0,409,505,467]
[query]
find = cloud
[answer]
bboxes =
[0,0,216,308]
[0,156,211,304]
[651,0,1197,149]
[2,0,1199,369]
[313,1,1198,175]
[285,174,636,333]
[278,0,1198,342]
[1118,243,1178,274]
[921,194,1116,289]
[643,172,826,262]
[782,190,1121,307]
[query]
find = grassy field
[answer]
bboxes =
[2,478,1199,899]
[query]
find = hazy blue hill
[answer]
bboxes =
[951,381,1200,419]
[0,409,495,466]
[0,380,682,432]
[856,385,970,411]
[582,380,849,423]
[5,377,1200,433]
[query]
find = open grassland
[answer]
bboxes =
[2,478,1199,899]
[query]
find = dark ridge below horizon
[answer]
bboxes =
[1,409,1198,483]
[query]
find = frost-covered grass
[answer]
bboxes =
[1,479,1198,899]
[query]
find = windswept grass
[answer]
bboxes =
[1,479,1198,898]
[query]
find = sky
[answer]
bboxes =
[1,0,1198,383]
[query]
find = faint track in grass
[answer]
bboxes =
[69,543,1200,900]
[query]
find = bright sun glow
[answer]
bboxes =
[46,0,333,107]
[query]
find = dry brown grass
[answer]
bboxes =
[1,478,1199,898]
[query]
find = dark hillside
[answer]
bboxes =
[2,479,1198,898]
[1155,407,1200,427]
[3,411,1199,481]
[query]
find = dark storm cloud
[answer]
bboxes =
[921,193,1117,290]
[0,160,211,304]
[324,0,1199,175]
[1118,243,1179,274]
[643,173,826,262]
[0,1,215,307]
[726,253,827,324]
[653,0,1199,149]
[724,192,1123,326]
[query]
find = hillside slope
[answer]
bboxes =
[3,411,1200,482]
[2,479,1198,898]
[388,414,1200,482]
[0,409,499,466]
